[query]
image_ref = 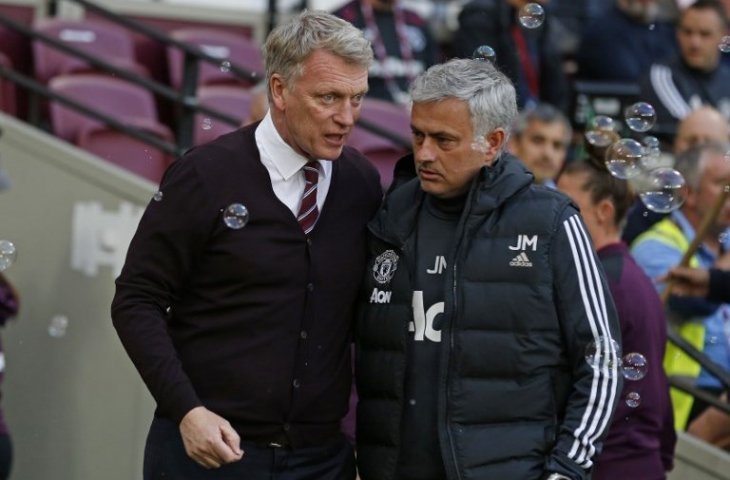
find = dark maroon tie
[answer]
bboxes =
[297,161,320,234]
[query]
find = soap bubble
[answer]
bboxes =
[223,203,249,229]
[585,336,622,372]
[220,60,231,73]
[519,3,545,29]
[719,36,730,53]
[625,391,641,408]
[48,315,69,338]
[605,138,643,179]
[585,116,617,148]
[0,240,17,272]
[201,118,213,131]
[622,352,649,381]
[638,168,686,213]
[625,102,656,133]
[153,191,164,202]
[640,136,662,170]
[472,45,497,64]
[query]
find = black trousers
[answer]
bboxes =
[143,417,356,480]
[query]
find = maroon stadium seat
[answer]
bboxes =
[0,52,16,116]
[33,18,148,85]
[48,74,173,182]
[167,28,263,90]
[348,98,412,190]
[77,120,173,183]
[193,85,254,145]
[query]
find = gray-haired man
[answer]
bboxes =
[356,58,621,480]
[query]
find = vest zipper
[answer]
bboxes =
[444,258,463,480]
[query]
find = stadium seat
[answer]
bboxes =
[349,98,412,190]
[167,28,262,90]
[48,74,173,182]
[0,52,16,116]
[77,121,172,183]
[193,85,254,145]
[33,18,148,85]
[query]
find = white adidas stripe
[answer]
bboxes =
[650,64,691,120]
[563,215,619,468]
[570,215,619,466]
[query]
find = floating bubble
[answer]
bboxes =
[625,102,656,133]
[625,391,641,408]
[153,191,164,202]
[0,240,17,272]
[471,136,489,153]
[622,352,649,381]
[472,45,497,63]
[605,138,643,179]
[201,118,213,131]
[638,168,686,213]
[640,136,662,170]
[720,36,730,53]
[409,399,416,406]
[220,60,231,73]
[223,203,249,229]
[48,315,69,338]
[518,3,545,29]
[585,116,617,147]
[585,336,622,372]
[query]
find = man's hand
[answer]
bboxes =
[179,406,244,469]
[661,266,711,298]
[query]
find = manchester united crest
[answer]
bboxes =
[373,250,399,285]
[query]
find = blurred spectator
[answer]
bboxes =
[0,272,18,480]
[576,0,677,82]
[0,273,19,480]
[639,0,730,135]
[664,264,730,303]
[508,102,571,187]
[558,161,676,480]
[622,105,730,245]
[241,81,269,126]
[631,141,730,431]
[451,0,569,111]
[334,0,438,104]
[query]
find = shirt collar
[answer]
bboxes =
[255,111,330,180]
[671,209,717,262]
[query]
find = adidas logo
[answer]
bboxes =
[509,252,533,267]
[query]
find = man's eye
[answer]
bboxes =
[322,94,335,103]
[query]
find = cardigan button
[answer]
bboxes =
[292,378,301,388]
[300,330,308,339]
[307,283,314,292]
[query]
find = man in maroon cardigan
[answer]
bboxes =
[111,10,382,479]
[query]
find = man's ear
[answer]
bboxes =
[484,128,506,164]
[269,74,287,111]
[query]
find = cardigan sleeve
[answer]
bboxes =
[111,154,214,424]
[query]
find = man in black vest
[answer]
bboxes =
[111,10,382,479]
[356,58,622,480]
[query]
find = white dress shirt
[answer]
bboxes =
[255,112,332,217]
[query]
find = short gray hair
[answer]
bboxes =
[409,58,518,145]
[674,140,730,189]
[513,102,572,144]
[263,10,373,92]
